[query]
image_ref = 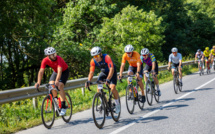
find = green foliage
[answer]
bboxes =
[97,5,165,66]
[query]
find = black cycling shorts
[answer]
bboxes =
[143,61,159,75]
[128,66,143,78]
[172,63,183,69]
[97,68,117,85]
[49,68,69,85]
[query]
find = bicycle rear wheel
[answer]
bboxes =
[110,95,121,122]
[92,93,105,129]
[146,80,153,106]
[41,95,55,129]
[173,76,179,94]
[62,92,73,122]
[125,85,135,114]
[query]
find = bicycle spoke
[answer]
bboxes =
[125,85,135,114]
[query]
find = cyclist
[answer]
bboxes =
[118,44,146,103]
[195,49,204,71]
[140,48,161,96]
[210,46,215,69]
[202,47,211,71]
[35,47,69,116]
[85,46,120,114]
[167,47,183,86]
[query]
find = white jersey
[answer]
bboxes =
[195,51,203,59]
[169,53,182,64]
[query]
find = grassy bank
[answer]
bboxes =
[0,64,198,134]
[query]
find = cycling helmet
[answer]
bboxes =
[141,48,149,55]
[171,47,178,52]
[124,44,134,53]
[205,47,209,50]
[90,46,102,56]
[44,47,56,55]
[197,49,201,52]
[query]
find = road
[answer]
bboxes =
[17,70,215,134]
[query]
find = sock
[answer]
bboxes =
[61,101,65,108]
[156,85,160,91]
[115,99,119,105]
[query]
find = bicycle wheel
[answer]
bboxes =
[125,85,135,114]
[146,80,153,106]
[110,95,121,122]
[41,95,55,129]
[62,93,72,122]
[154,86,160,103]
[92,93,105,129]
[173,76,179,94]
[137,89,144,110]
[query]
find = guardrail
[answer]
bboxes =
[0,60,195,105]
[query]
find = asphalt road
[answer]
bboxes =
[17,70,215,134]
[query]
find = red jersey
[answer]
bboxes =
[40,55,68,73]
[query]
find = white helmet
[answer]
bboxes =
[141,48,149,55]
[171,47,178,52]
[90,46,102,56]
[44,47,56,55]
[124,44,134,52]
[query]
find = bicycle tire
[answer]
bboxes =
[125,85,135,114]
[110,95,121,122]
[154,85,160,103]
[62,93,73,123]
[173,76,179,94]
[146,80,153,106]
[92,93,105,129]
[41,95,55,129]
[137,87,144,110]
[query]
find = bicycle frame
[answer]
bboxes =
[127,75,139,99]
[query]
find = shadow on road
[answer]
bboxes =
[182,88,213,93]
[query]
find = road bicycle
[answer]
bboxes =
[87,80,121,129]
[205,59,210,74]
[172,67,182,94]
[197,59,204,76]
[212,58,215,71]
[121,75,144,114]
[36,84,72,129]
[145,72,160,106]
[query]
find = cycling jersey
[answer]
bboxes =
[40,55,68,73]
[168,53,182,64]
[121,51,141,67]
[140,53,156,66]
[203,50,210,57]
[90,54,115,73]
[195,51,203,59]
[211,49,215,56]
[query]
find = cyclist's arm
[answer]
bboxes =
[137,62,141,73]
[105,55,114,80]
[179,54,182,67]
[37,68,45,85]
[107,67,114,80]
[88,59,95,81]
[120,63,125,77]
[152,62,156,70]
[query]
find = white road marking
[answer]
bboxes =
[110,77,215,134]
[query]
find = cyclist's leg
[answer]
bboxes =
[137,65,144,94]
[143,65,150,84]
[153,62,160,90]
[49,71,58,98]
[97,72,107,92]
[171,63,176,76]
[178,65,183,82]
[127,66,134,82]
[58,69,69,109]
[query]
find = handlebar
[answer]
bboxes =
[36,84,60,92]
[86,80,110,91]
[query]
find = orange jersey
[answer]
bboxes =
[122,51,141,67]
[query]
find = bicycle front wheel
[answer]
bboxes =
[154,86,160,103]
[137,89,144,110]
[92,93,105,129]
[173,76,179,94]
[125,85,135,114]
[110,95,121,122]
[41,95,55,129]
[146,80,153,106]
[62,92,73,122]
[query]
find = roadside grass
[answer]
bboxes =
[0,64,198,134]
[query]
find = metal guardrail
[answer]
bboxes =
[0,61,194,104]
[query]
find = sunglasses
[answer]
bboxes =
[93,55,100,58]
[142,55,147,57]
[126,52,132,54]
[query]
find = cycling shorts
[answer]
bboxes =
[128,66,143,78]
[49,68,69,85]
[143,61,159,75]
